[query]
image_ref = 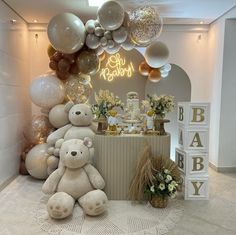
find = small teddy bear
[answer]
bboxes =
[46,102,96,174]
[107,109,118,132]
[42,137,108,219]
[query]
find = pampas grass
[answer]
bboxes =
[129,143,181,201]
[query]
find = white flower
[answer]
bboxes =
[171,180,178,186]
[164,169,170,174]
[165,175,172,183]
[150,185,155,193]
[159,183,165,191]
[168,184,174,192]
[171,192,177,199]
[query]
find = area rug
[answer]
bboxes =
[0,176,183,235]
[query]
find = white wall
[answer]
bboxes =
[0,1,31,187]
[207,6,236,169]
[218,19,236,168]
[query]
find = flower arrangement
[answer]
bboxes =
[129,145,181,208]
[92,89,124,119]
[142,94,175,118]
[144,168,179,199]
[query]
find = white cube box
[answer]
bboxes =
[175,148,208,176]
[183,176,209,200]
[178,102,210,127]
[178,125,209,152]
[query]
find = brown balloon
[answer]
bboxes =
[148,68,161,83]
[58,58,70,73]
[69,63,80,74]
[49,60,58,70]
[63,53,76,64]
[139,61,151,76]
[77,50,99,75]
[19,161,29,175]
[47,44,56,58]
[52,51,63,62]
[56,70,70,80]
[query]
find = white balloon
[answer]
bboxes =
[47,13,85,54]
[95,46,105,55]
[104,30,112,40]
[100,36,108,47]
[107,39,115,49]
[121,37,135,51]
[30,73,65,109]
[161,71,169,78]
[86,34,100,49]
[49,104,69,128]
[85,19,96,34]
[97,0,125,30]
[105,43,121,54]
[25,144,49,179]
[163,63,172,72]
[112,26,128,43]
[144,41,169,68]
[95,27,105,37]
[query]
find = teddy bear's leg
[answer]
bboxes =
[78,189,108,216]
[47,192,75,219]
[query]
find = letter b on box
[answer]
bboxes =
[175,148,208,176]
[178,103,210,127]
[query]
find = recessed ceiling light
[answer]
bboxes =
[88,0,106,7]
[200,21,204,24]
[10,19,16,23]
[33,19,38,23]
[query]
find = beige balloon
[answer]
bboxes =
[97,0,125,30]
[112,26,128,44]
[47,13,85,54]
[144,41,169,68]
[49,104,70,128]
[25,144,49,179]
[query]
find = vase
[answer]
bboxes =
[149,195,168,208]
[97,117,108,134]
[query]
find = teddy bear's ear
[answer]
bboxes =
[64,101,74,113]
[83,137,93,148]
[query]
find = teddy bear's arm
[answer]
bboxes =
[84,164,105,189]
[47,124,72,145]
[42,167,65,194]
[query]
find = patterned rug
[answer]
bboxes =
[0,176,183,235]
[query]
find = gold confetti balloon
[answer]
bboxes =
[65,75,93,104]
[128,6,163,46]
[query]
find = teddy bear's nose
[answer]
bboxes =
[75,111,81,115]
[71,151,77,156]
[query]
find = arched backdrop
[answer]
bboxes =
[90,49,191,158]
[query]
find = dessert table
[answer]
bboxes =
[94,134,171,200]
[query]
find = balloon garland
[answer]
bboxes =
[25,0,172,168]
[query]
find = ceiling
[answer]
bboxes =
[4,0,236,25]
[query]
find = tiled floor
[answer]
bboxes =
[168,169,236,235]
[0,168,235,235]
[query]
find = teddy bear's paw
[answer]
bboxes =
[79,190,108,216]
[47,192,75,219]
[53,148,60,156]
[47,147,55,155]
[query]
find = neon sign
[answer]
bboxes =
[100,53,134,82]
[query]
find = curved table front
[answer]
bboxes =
[94,134,171,200]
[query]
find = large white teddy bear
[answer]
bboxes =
[46,102,96,174]
[42,137,108,219]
